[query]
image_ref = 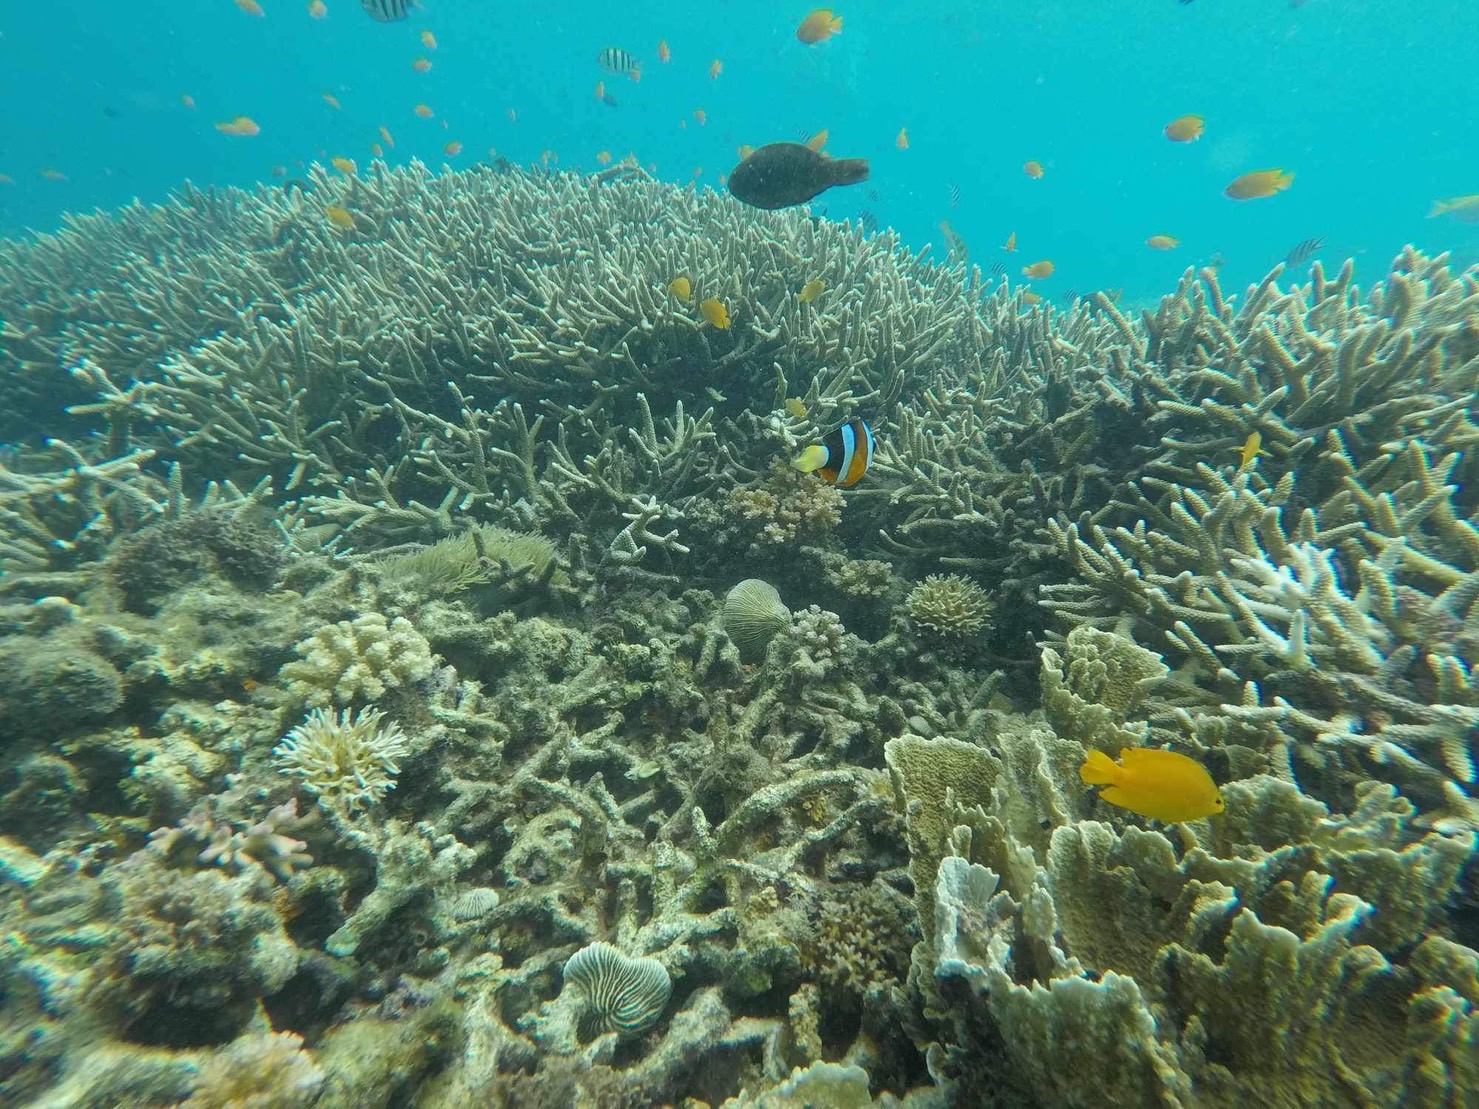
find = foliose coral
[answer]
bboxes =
[558,941,673,1041]
[723,578,791,662]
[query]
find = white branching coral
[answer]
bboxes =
[279,612,434,708]
[272,707,410,811]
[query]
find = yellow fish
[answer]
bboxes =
[798,278,825,304]
[1080,748,1224,824]
[1224,169,1293,200]
[323,205,355,230]
[1021,260,1054,279]
[700,298,731,329]
[371,143,384,157]
[322,92,342,110]
[412,58,432,73]
[1146,235,1179,251]
[331,156,356,175]
[1234,431,1268,471]
[308,0,327,17]
[668,276,692,300]
[1020,290,1042,306]
[805,129,828,153]
[785,398,809,419]
[421,29,437,50]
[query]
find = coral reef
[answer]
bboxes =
[0,163,1473,1106]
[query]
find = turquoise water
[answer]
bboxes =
[4,0,1478,297]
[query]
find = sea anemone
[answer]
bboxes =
[272,706,409,811]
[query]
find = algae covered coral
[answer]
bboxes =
[0,162,1474,1107]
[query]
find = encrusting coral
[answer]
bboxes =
[0,160,1473,1107]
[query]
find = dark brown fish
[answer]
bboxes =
[727,142,869,210]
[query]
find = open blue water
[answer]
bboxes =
[3,0,1477,298]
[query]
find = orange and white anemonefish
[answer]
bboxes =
[793,418,874,488]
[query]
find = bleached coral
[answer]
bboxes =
[272,706,410,811]
[279,612,435,708]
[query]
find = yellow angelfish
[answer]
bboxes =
[323,205,355,231]
[798,278,826,303]
[700,297,731,329]
[1080,748,1224,824]
[668,276,692,300]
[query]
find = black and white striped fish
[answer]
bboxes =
[1284,236,1325,267]
[598,47,641,76]
[948,181,961,208]
[361,0,413,21]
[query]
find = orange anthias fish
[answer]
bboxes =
[412,58,432,73]
[1080,748,1224,824]
[1428,195,1479,223]
[895,127,909,150]
[1164,114,1204,142]
[1146,235,1179,250]
[796,8,843,44]
[1002,231,1017,252]
[1024,159,1044,179]
[699,297,731,329]
[421,29,437,49]
[709,58,723,79]
[215,116,261,136]
[1022,260,1054,279]
[657,39,671,63]
[1225,169,1294,200]
[322,92,342,109]
[595,81,605,101]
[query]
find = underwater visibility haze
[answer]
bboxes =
[0,1,1475,1106]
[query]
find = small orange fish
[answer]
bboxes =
[805,129,828,152]
[371,143,384,157]
[39,168,67,182]
[796,8,843,44]
[738,144,755,160]
[1022,260,1054,279]
[709,58,722,79]
[1224,169,1294,200]
[322,92,341,110]
[658,39,671,63]
[595,80,605,100]
[1080,748,1224,824]
[421,29,437,49]
[895,127,909,150]
[323,205,355,230]
[412,58,432,73]
[1146,235,1179,250]
[695,109,707,126]
[181,93,196,110]
[307,0,326,17]
[1002,231,1017,252]
[1020,290,1042,306]
[331,156,356,175]
[215,116,261,136]
[379,124,395,148]
[1164,114,1204,142]
[700,297,731,329]
[236,0,264,16]
[414,104,434,119]
[1023,160,1044,179]
[596,150,612,166]
[444,141,462,156]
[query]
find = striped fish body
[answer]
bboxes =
[816,418,874,487]
[598,47,639,75]
[1284,237,1324,267]
[361,0,413,20]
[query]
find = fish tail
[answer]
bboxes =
[1079,749,1121,786]
[1427,200,1449,218]
[829,157,869,186]
[793,445,829,474]
[830,15,843,32]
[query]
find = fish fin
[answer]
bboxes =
[831,16,843,32]
[793,445,829,474]
[1096,785,1133,810]
[1079,749,1120,786]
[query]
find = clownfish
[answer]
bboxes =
[793,418,873,488]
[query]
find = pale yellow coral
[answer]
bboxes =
[279,612,434,708]
[906,574,991,637]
